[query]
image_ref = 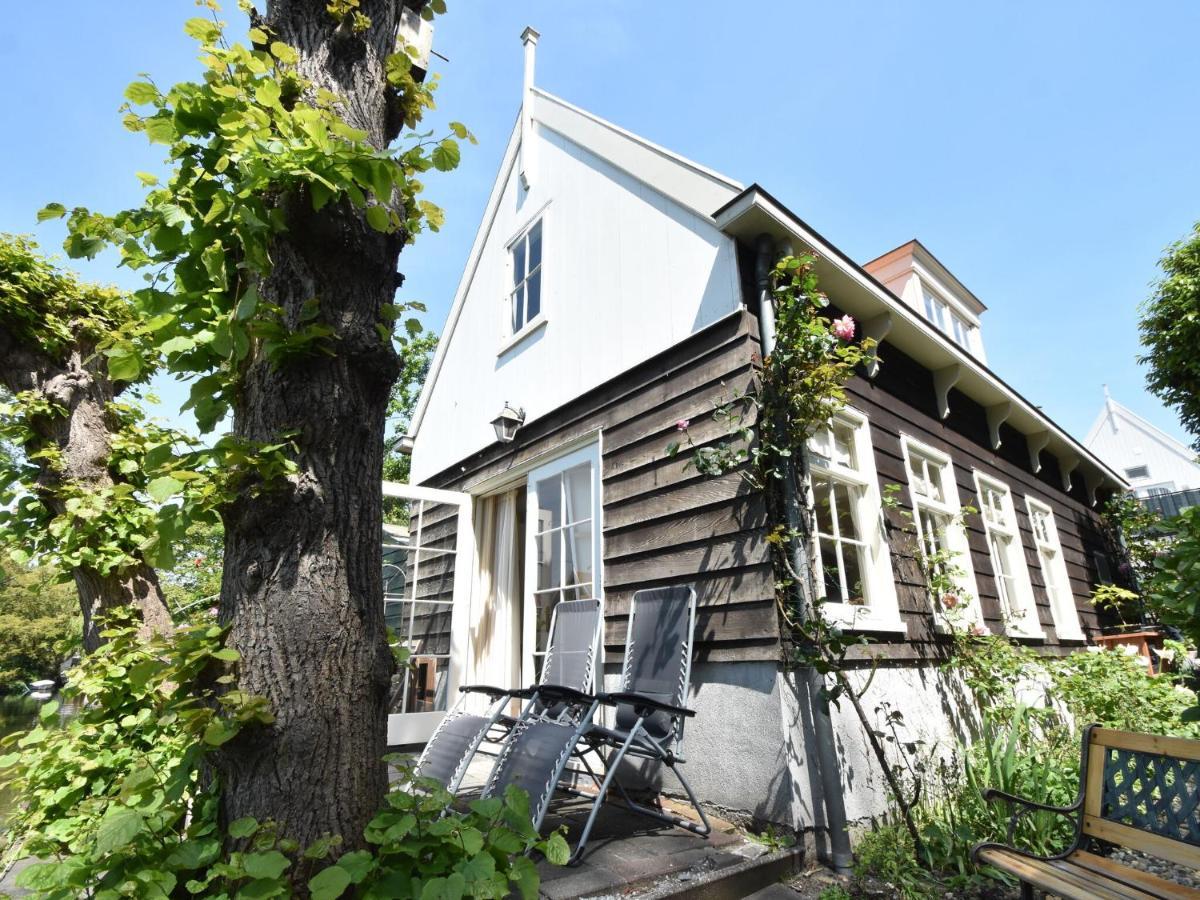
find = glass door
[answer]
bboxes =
[523,443,603,684]
[382,481,475,746]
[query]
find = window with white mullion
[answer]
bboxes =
[974,473,1041,637]
[508,219,542,336]
[1025,497,1084,639]
[808,412,902,629]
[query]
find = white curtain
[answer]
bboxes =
[465,489,521,712]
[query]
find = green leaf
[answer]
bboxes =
[335,850,374,883]
[124,81,160,105]
[136,171,159,187]
[541,831,570,866]
[212,647,240,662]
[95,805,144,855]
[365,205,390,233]
[255,79,281,107]
[270,41,298,64]
[36,202,66,222]
[242,851,290,880]
[229,817,259,839]
[308,865,351,900]
[202,718,237,746]
[147,475,184,504]
[0,752,20,769]
[248,27,269,45]
[430,138,460,172]
[235,285,260,320]
[510,857,540,900]
[144,115,176,145]
[108,352,143,383]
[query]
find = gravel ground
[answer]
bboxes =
[1108,846,1200,890]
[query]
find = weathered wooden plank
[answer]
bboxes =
[603,497,769,559]
[604,599,779,647]
[602,563,776,616]
[602,470,756,531]
[604,531,772,588]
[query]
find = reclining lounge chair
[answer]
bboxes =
[479,584,710,863]
[413,597,602,795]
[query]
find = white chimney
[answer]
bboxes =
[518,26,540,190]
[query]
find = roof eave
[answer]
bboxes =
[713,184,1128,500]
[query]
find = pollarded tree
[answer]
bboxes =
[1140,221,1200,451]
[0,235,175,650]
[47,0,468,849]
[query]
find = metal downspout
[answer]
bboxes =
[754,234,854,874]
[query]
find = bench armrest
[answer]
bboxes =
[975,788,1084,860]
[599,691,696,719]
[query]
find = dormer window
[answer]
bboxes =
[922,287,975,351]
[508,218,543,337]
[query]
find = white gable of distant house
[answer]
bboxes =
[1084,393,1200,496]
[408,84,744,484]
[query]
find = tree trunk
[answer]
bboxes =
[214,0,414,850]
[0,332,174,650]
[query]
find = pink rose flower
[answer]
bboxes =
[970,624,987,636]
[675,419,690,431]
[941,592,959,609]
[831,315,856,341]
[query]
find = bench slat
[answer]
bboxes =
[977,848,1157,900]
[1068,850,1200,900]
[1085,815,1200,870]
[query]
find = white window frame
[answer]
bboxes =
[900,435,985,631]
[921,285,978,355]
[522,441,604,685]
[1024,496,1085,641]
[973,472,1043,639]
[501,210,548,352]
[808,409,905,633]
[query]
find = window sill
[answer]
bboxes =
[1004,626,1047,642]
[1054,630,1087,643]
[498,315,547,356]
[823,605,908,635]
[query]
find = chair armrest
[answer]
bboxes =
[532,683,597,705]
[599,691,696,719]
[458,684,512,699]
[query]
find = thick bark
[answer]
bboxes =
[0,329,174,650]
[214,1,413,850]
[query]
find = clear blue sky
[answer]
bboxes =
[3,1,1198,448]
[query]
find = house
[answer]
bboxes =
[1084,388,1200,518]
[385,29,1126,847]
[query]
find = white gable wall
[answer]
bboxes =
[1084,399,1200,496]
[410,109,743,484]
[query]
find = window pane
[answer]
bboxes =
[832,423,855,469]
[535,475,562,532]
[527,221,542,271]
[813,477,835,536]
[566,522,592,586]
[512,238,526,286]
[819,537,842,602]
[534,591,558,653]
[536,530,560,590]
[405,656,447,713]
[844,543,867,606]
[810,426,832,464]
[525,268,541,322]
[833,482,859,541]
[511,286,524,334]
[563,463,591,525]
[408,602,452,656]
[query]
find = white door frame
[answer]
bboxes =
[521,440,604,686]
[382,480,477,746]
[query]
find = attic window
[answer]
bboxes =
[922,287,975,352]
[1124,465,1149,480]
[508,219,543,337]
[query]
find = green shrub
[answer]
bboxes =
[0,615,558,898]
[853,821,936,900]
[0,564,78,689]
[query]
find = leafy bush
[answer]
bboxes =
[852,822,936,900]
[0,564,78,688]
[0,616,558,898]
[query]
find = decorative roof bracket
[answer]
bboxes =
[1059,453,1080,493]
[986,401,1012,451]
[861,312,891,379]
[932,364,961,420]
[1083,469,1104,507]
[1027,431,1050,474]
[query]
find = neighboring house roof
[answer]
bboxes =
[408,79,1125,502]
[1084,392,1200,486]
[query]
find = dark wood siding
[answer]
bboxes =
[845,338,1112,657]
[419,311,778,663]
[418,309,1111,667]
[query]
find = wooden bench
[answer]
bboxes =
[973,725,1200,899]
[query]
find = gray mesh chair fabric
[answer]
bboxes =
[413,598,601,795]
[479,584,708,864]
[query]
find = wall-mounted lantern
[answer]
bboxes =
[491,403,526,444]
